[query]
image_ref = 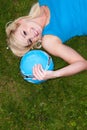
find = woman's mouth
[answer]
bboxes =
[31,27,41,37]
[33,29,39,37]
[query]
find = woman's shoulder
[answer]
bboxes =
[42,35,62,45]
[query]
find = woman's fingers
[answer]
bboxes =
[33,64,45,80]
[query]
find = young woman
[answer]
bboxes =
[6,0,87,81]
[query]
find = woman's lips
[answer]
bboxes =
[31,27,41,37]
[33,29,39,37]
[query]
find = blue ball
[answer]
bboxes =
[20,50,54,84]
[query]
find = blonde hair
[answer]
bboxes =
[6,3,41,57]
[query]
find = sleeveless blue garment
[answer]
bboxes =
[39,0,87,43]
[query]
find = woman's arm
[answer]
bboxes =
[33,35,87,80]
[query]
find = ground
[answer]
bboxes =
[0,0,87,129]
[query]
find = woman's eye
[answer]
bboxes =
[27,39,32,45]
[23,31,27,36]
[29,39,32,43]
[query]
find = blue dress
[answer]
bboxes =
[39,0,87,43]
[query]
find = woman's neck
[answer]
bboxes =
[27,6,50,29]
[33,6,50,28]
[40,6,50,26]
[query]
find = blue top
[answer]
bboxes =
[39,0,87,43]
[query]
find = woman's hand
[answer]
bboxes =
[33,64,54,80]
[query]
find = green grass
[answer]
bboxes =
[0,0,87,130]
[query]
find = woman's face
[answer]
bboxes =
[14,19,42,47]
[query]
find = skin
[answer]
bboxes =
[33,35,87,80]
[15,6,87,81]
[14,20,43,47]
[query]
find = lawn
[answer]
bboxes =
[0,0,87,130]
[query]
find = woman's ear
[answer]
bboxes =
[16,18,24,24]
[15,17,27,25]
[15,16,31,24]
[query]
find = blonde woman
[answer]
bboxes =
[6,0,87,81]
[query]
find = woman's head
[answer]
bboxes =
[5,3,42,57]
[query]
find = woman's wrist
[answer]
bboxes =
[52,70,61,79]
